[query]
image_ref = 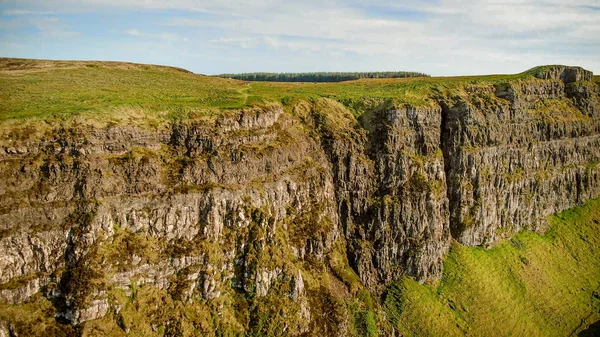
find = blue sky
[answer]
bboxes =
[0,0,599,76]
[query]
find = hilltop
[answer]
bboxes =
[2,58,590,123]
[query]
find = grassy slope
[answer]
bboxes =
[0,59,250,121]
[386,198,600,337]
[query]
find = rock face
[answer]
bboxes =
[0,66,599,335]
[441,68,600,245]
[341,105,450,289]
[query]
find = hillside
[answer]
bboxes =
[0,58,599,336]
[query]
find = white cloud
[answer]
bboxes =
[125,28,141,36]
[2,0,599,75]
[210,37,258,49]
[157,32,188,42]
[28,17,80,38]
[123,29,189,43]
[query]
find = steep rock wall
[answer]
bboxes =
[292,100,450,290]
[1,108,343,333]
[354,105,450,287]
[442,68,600,245]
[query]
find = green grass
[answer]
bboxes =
[0,59,248,122]
[0,58,551,126]
[247,72,528,113]
[386,197,600,337]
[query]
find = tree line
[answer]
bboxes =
[215,71,429,82]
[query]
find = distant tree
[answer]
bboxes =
[215,71,429,82]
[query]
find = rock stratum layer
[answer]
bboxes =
[0,63,599,336]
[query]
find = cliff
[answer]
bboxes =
[442,66,599,245]
[0,60,599,336]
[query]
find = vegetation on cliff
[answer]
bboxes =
[2,196,599,336]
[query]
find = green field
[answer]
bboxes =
[0,59,247,121]
[0,58,544,124]
[385,198,600,337]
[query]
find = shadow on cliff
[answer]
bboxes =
[579,320,600,337]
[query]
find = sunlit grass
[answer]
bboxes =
[0,60,248,121]
[1,58,547,124]
[386,198,600,337]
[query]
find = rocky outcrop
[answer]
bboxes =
[0,65,599,335]
[530,65,593,83]
[292,100,450,289]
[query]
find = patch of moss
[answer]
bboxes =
[0,293,76,336]
[98,226,162,272]
[405,170,430,193]
[328,240,362,295]
[307,285,348,336]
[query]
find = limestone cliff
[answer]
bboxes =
[441,66,600,245]
[0,64,599,336]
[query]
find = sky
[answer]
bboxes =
[0,0,599,76]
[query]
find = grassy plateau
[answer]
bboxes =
[0,58,552,124]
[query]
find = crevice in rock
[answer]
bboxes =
[438,101,459,240]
